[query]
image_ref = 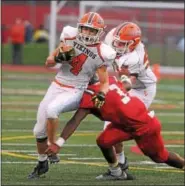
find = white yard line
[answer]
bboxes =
[157,113,184,116]
[0,160,173,168]
[2,144,184,147]
[2,109,37,112]
[28,154,76,157]
[2,150,76,156]
[2,161,36,164]
[2,102,39,105]
[2,88,46,95]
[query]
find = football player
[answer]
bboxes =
[28,12,116,179]
[103,22,157,170]
[46,76,184,180]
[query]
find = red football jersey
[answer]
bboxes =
[80,76,154,136]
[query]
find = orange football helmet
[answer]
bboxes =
[112,22,142,54]
[77,12,106,45]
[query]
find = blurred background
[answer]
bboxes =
[1,0,184,68]
[1,2,184,185]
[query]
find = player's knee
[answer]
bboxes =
[96,135,111,148]
[36,137,48,143]
[46,104,59,119]
[148,150,169,163]
[33,124,47,139]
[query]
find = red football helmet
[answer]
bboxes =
[112,22,142,54]
[77,12,106,45]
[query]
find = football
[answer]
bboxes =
[55,45,75,63]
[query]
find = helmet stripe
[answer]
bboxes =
[88,12,95,24]
[115,22,130,36]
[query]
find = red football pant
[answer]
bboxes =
[96,117,169,163]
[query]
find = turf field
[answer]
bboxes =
[2,68,184,185]
[2,43,184,66]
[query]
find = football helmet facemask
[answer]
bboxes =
[77,12,106,45]
[112,22,141,54]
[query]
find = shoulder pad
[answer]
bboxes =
[100,43,116,61]
[60,26,77,42]
[104,27,116,46]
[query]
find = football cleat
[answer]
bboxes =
[119,157,129,170]
[28,160,49,179]
[96,167,135,181]
[48,154,60,164]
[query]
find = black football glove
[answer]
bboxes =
[54,46,75,63]
[92,91,105,109]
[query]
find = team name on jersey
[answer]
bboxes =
[74,41,97,59]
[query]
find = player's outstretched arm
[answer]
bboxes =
[60,108,90,140]
[97,65,109,95]
[45,108,90,155]
[91,65,109,109]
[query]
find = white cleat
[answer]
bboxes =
[96,168,133,181]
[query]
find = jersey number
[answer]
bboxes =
[143,48,150,69]
[109,84,130,104]
[70,53,88,75]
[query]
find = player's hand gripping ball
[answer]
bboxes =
[54,45,75,63]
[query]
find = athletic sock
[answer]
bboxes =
[117,152,125,164]
[38,154,48,162]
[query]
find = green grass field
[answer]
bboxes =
[2,43,184,66]
[2,70,184,185]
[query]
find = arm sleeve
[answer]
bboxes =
[97,43,116,68]
[59,26,77,42]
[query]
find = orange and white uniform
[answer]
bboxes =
[104,22,157,129]
[104,25,157,108]
[33,12,116,138]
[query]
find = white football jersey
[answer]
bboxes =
[55,26,116,89]
[104,28,157,89]
[104,27,116,47]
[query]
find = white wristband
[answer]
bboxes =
[55,137,65,147]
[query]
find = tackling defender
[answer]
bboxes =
[28,12,116,179]
[46,76,184,180]
[103,22,157,169]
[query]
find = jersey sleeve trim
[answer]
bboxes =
[64,37,76,41]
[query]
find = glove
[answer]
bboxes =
[92,91,105,109]
[45,143,61,156]
[120,75,132,85]
[54,45,75,63]
[120,75,132,91]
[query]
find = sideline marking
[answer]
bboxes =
[1,151,184,173]
[1,133,99,141]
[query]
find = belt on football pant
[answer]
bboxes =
[53,79,75,89]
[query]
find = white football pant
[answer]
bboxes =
[33,82,84,138]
